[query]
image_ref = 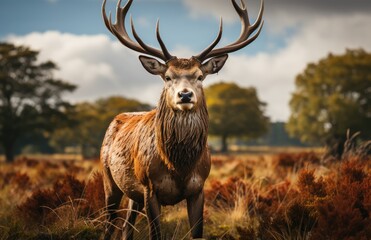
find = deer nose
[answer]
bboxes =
[178,90,193,103]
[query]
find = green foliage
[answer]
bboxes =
[0,42,76,162]
[205,82,269,151]
[287,49,371,151]
[50,96,152,158]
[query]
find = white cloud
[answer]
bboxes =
[6,31,163,105]
[182,0,240,24]
[5,12,371,121]
[182,0,294,35]
[182,0,371,34]
[172,44,195,57]
[136,16,150,28]
[205,13,371,121]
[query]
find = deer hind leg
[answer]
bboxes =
[122,199,144,240]
[103,166,123,240]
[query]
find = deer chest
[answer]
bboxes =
[153,172,204,206]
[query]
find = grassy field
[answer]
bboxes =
[0,148,369,240]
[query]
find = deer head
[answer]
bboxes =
[102,0,264,111]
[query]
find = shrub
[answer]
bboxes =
[17,171,106,226]
[80,171,105,216]
[17,174,85,225]
[254,180,314,240]
[205,177,252,208]
[309,159,371,239]
[297,169,327,199]
[274,152,320,168]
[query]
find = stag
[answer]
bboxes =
[101,0,264,239]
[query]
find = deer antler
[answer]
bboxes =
[195,0,264,62]
[102,0,264,63]
[102,0,174,61]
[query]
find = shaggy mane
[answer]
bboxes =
[155,90,208,173]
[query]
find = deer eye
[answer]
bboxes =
[197,75,204,81]
[165,76,171,81]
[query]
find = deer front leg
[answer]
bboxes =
[187,190,204,239]
[144,187,161,240]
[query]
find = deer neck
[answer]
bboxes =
[155,91,208,174]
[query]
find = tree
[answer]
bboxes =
[205,82,269,152]
[50,96,152,158]
[0,42,76,162]
[287,49,371,158]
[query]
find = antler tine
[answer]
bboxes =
[232,0,250,41]
[249,0,264,34]
[194,18,223,62]
[102,0,146,54]
[112,0,135,41]
[130,17,166,60]
[206,20,264,59]
[102,0,114,34]
[102,0,173,61]
[195,0,264,62]
[240,0,246,10]
[156,20,174,61]
[115,0,133,38]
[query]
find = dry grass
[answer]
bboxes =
[0,148,370,240]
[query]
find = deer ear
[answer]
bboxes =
[201,54,228,75]
[139,55,167,75]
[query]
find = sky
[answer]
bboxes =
[1,0,371,121]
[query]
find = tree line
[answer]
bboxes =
[1,42,370,162]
